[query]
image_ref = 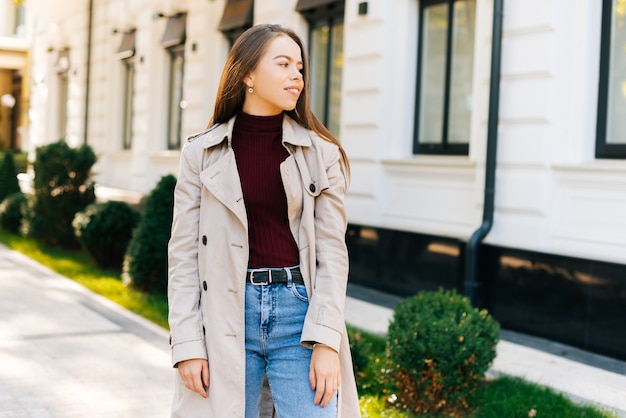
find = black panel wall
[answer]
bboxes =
[346,224,626,361]
[346,224,463,296]
[481,245,626,361]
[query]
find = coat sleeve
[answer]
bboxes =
[300,144,350,353]
[168,141,207,367]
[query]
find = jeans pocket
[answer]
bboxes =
[290,283,309,302]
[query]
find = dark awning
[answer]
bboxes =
[218,0,253,32]
[295,0,343,12]
[161,13,187,48]
[115,29,136,60]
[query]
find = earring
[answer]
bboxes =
[248,87,253,94]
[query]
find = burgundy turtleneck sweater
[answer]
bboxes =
[232,112,299,269]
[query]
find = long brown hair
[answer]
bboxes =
[209,24,349,174]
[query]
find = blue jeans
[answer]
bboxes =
[245,279,338,418]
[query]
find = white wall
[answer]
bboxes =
[489,0,626,264]
[24,0,626,264]
[342,0,493,239]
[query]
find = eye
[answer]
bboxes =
[279,62,289,67]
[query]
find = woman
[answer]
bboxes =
[167,24,360,417]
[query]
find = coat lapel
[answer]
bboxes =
[198,119,248,230]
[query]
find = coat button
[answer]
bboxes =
[203,281,207,291]
[202,235,207,245]
[309,184,316,193]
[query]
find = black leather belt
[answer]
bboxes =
[246,267,304,285]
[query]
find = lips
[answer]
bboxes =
[285,86,300,95]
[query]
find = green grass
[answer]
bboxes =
[471,376,616,418]
[0,227,619,418]
[0,228,169,329]
[358,377,618,417]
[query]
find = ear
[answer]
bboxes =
[243,74,254,88]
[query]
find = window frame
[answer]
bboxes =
[596,0,626,159]
[115,30,136,150]
[413,0,474,156]
[298,2,345,138]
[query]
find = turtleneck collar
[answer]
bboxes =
[235,111,283,133]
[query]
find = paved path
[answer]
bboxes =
[1,243,626,417]
[0,246,172,417]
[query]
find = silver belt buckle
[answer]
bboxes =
[249,269,271,285]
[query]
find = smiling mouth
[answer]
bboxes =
[285,88,300,94]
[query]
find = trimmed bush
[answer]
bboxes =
[122,174,176,294]
[73,201,141,270]
[348,325,394,398]
[349,326,373,378]
[28,141,96,248]
[0,151,21,204]
[0,191,26,234]
[385,288,499,416]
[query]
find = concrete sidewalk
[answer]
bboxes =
[1,243,626,417]
[0,245,173,417]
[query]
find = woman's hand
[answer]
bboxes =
[178,358,210,398]
[309,344,340,408]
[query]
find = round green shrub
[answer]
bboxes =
[29,141,96,248]
[0,191,26,234]
[0,152,21,204]
[385,288,499,416]
[73,201,140,270]
[122,174,176,295]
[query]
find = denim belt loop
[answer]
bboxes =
[285,267,293,287]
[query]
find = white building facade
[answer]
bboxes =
[24,0,626,360]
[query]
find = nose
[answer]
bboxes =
[292,67,302,81]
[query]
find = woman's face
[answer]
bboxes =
[243,35,304,116]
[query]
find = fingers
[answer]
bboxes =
[202,360,210,388]
[313,374,340,407]
[310,345,340,408]
[178,359,209,398]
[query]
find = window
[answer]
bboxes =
[297,0,344,138]
[160,13,187,150]
[54,49,70,141]
[121,59,135,150]
[14,4,26,37]
[218,0,254,47]
[596,0,626,159]
[116,30,136,150]
[167,46,185,150]
[414,0,476,155]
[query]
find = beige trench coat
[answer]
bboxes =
[168,114,361,417]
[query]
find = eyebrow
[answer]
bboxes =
[272,54,303,66]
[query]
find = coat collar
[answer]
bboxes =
[201,114,312,149]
